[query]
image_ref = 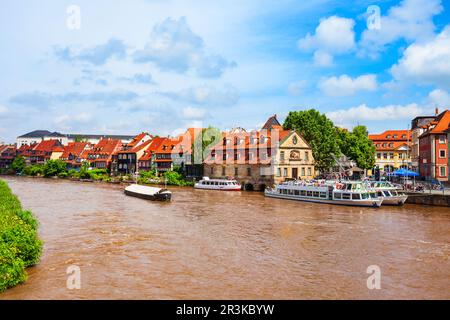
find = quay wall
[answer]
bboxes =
[405,193,450,207]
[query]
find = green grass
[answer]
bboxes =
[0,179,42,292]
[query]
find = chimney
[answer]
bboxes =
[435,107,439,115]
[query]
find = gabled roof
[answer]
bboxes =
[89,139,122,156]
[429,110,450,134]
[369,130,411,141]
[261,114,281,130]
[34,139,63,152]
[139,137,167,161]
[61,142,90,159]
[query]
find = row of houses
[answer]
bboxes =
[1,110,449,184]
[369,109,450,182]
[0,115,316,189]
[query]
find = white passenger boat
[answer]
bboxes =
[124,184,172,201]
[194,177,241,191]
[370,181,408,206]
[264,180,383,207]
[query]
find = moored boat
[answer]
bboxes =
[124,184,172,201]
[194,177,241,191]
[265,180,383,207]
[370,181,408,206]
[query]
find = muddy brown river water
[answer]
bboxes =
[0,176,449,299]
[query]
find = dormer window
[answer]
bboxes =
[393,135,398,139]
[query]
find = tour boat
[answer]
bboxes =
[194,177,242,191]
[370,181,408,206]
[124,184,172,201]
[264,180,383,207]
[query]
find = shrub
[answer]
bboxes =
[23,165,44,176]
[0,179,42,292]
[11,156,26,173]
[43,160,67,177]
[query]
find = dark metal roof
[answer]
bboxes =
[66,134,134,140]
[17,130,53,138]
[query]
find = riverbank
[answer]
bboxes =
[0,179,42,292]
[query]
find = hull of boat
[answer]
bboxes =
[264,191,383,207]
[380,195,408,206]
[194,185,241,191]
[124,189,171,201]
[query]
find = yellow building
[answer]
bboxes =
[369,130,412,173]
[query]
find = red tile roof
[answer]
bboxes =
[61,142,90,159]
[34,139,63,153]
[139,137,167,161]
[429,110,450,134]
[369,130,412,141]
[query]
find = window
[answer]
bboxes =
[398,153,403,159]
[234,167,238,175]
[307,167,312,176]
[393,134,398,139]
[389,143,394,147]
[440,166,446,177]
[283,168,287,176]
[280,151,285,160]
[294,190,300,195]
[383,153,388,159]
[352,194,361,200]
[222,167,226,175]
[334,193,342,199]
[313,191,319,197]
[247,167,251,176]
[439,136,446,144]
[248,152,253,160]
[390,153,394,159]
[300,190,306,196]
[382,143,387,147]
[304,151,309,161]
[387,135,391,139]
[301,167,305,176]
[342,193,351,200]
[377,153,381,159]
[210,167,214,175]
[401,134,406,139]
[439,150,446,158]
[277,168,281,177]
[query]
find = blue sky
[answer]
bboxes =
[1,0,450,143]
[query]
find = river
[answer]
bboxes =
[0,176,449,299]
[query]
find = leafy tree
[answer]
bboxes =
[338,125,375,170]
[79,161,91,179]
[11,156,26,173]
[283,109,341,172]
[43,160,67,177]
[192,126,222,164]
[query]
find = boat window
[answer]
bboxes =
[361,193,369,199]
[370,193,377,198]
[313,191,319,197]
[352,193,361,200]
[279,189,282,194]
[343,193,351,200]
[294,190,300,195]
[320,192,327,198]
[307,191,313,197]
[334,192,342,199]
[283,189,288,194]
[391,190,397,196]
[383,191,391,197]
[300,190,306,196]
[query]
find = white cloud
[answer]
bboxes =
[391,26,450,88]
[54,113,93,131]
[327,103,423,126]
[359,0,443,57]
[287,80,307,96]
[319,74,377,96]
[313,51,333,67]
[159,84,239,106]
[134,17,235,78]
[298,16,355,66]
[0,106,8,114]
[428,89,450,106]
[182,106,207,119]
